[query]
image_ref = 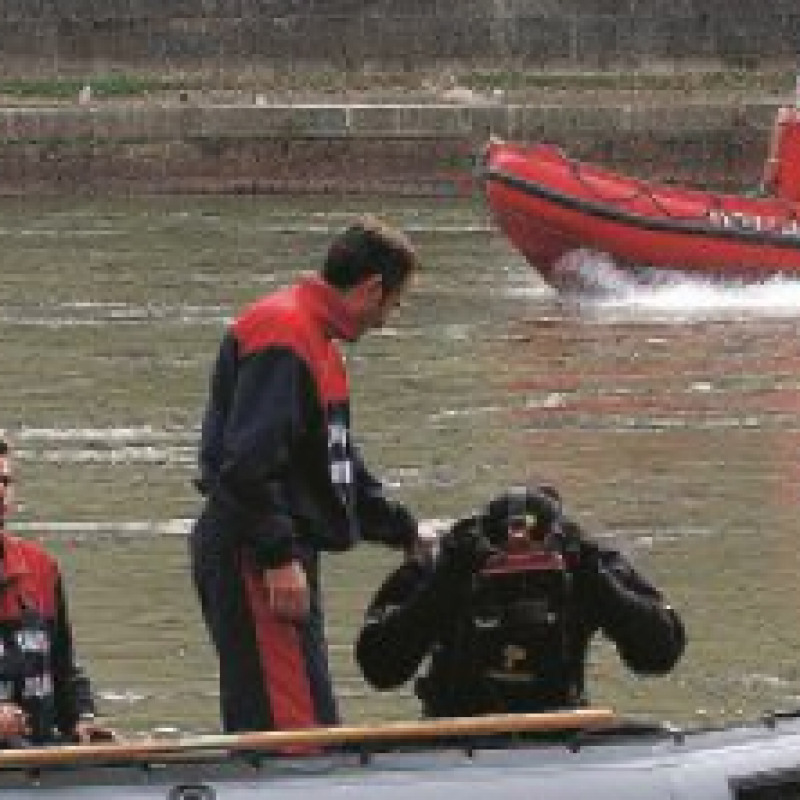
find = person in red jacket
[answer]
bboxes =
[0,437,112,746]
[191,216,421,733]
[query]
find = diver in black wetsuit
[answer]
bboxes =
[356,485,686,718]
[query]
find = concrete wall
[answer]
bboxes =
[0,2,798,71]
[0,100,777,195]
[0,1,791,195]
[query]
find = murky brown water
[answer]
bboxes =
[1,194,800,734]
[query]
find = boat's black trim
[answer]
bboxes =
[731,767,800,800]
[485,168,800,254]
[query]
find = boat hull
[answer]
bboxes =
[484,139,800,291]
[4,711,800,799]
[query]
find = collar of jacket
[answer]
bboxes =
[295,276,360,342]
[0,532,30,590]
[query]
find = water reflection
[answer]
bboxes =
[0,195,799,733]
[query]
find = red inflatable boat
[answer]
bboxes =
[484,108,800,292]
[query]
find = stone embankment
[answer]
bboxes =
[0,94,786,195]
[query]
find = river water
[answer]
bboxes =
[1,193,800,735]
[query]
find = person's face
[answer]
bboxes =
[0,454,13,525]
[345,272,412,338]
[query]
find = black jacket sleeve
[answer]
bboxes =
[576,539,686,676]
[353,449,417,551]
[208,346,317,567]
[356,561,440,689]
[51,577,95,737]
[356,521,491,689]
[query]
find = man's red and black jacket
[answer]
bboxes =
[0,533,95,744]
[197,276,416,567]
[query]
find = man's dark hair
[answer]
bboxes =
[322,216,419,293]
[0,438,7,456]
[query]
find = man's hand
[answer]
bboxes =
[263,560,310,622]
[0,702,29,740]
[72,717,116,744]
[405,518,449,563]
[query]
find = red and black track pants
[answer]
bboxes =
[190,512,339,732]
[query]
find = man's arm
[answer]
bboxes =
[210,347,315,568]
[353,449,417,551]
[356,560,446,689]
[356,519,493,689]
[578,540,686,675]
[50,576,96,738]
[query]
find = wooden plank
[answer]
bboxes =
[0,708,616,769]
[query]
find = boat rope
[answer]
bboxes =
[557,147,800,231]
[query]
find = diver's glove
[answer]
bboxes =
[437,516,496,577]
[567,524,607,615]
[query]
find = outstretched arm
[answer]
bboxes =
[353,449,418,552]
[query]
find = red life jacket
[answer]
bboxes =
[234,280,351,408]
[0,533,60,742]
[0,534,57,623]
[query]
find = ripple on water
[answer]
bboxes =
[0,301,230,327]
[12,519,194,539]
[13,426,197,467]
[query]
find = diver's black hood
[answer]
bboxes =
[479,485,563,545]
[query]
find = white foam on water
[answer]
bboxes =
[591,273,800,317]
[544,249,800,321]
[592,273,800,321]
